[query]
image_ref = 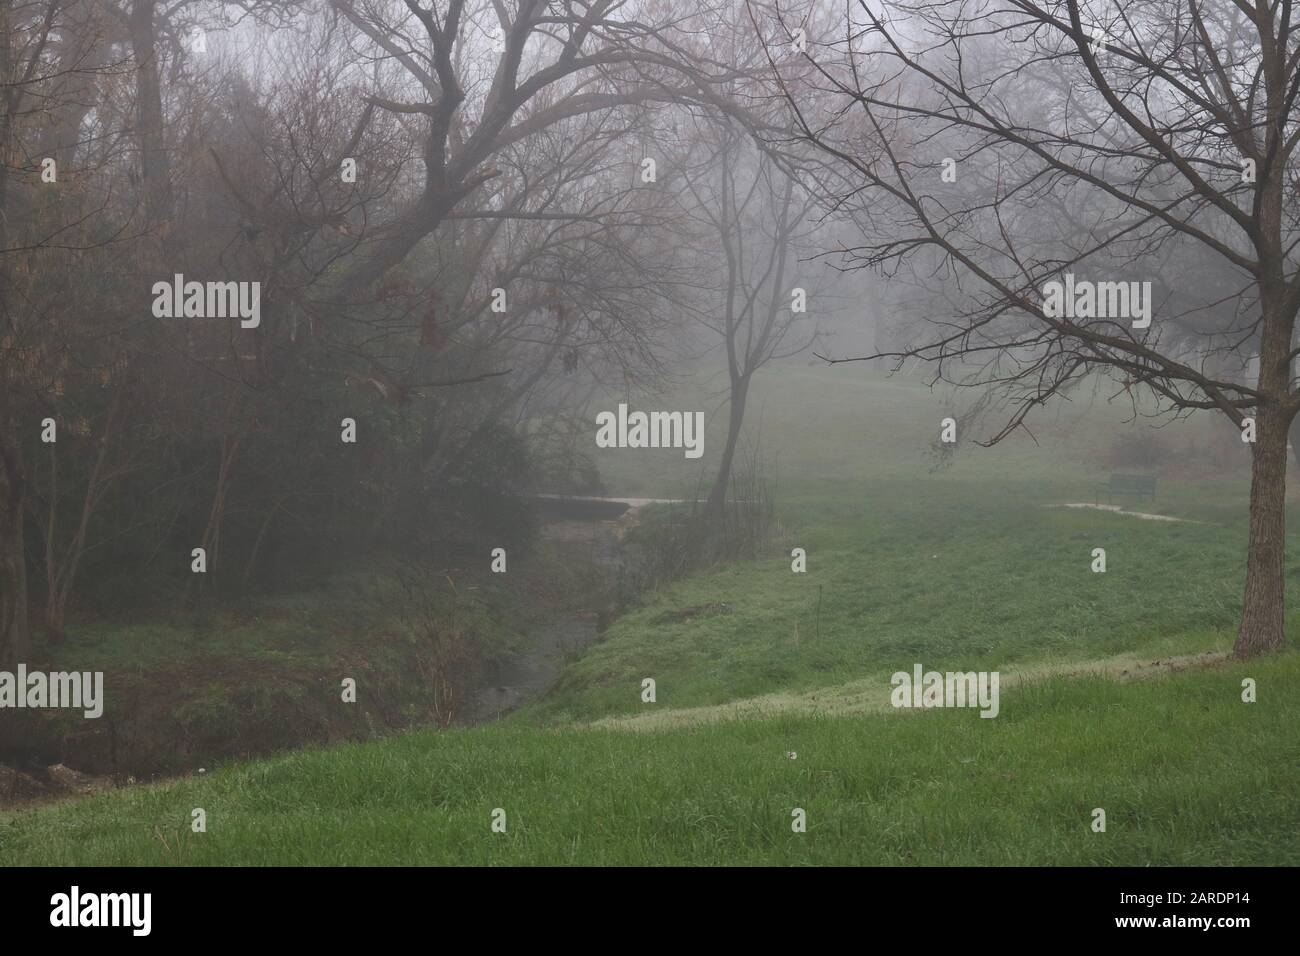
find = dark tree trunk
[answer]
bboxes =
[334,189,461,298]
[129,0,173,228]
[0,422,31,670]
[1235,401,1292,657]
[0,2,25,669]
[33,5,105,170]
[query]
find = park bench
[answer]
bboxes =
[1095,473,1157,506]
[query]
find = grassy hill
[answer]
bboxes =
[3,653,1295,865]
[4,364,1296,866]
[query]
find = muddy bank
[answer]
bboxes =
[1,762,116,806]
[0,504,646,807]
[0,650,452,799]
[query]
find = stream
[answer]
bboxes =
[459,496,665,725]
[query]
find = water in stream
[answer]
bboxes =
[459,501,641,724]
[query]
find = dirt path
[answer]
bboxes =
[1045,502,1202,523]
[577,650,1229,732]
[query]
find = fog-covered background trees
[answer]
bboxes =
[2,0,1295,668]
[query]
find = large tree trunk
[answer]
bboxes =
[333,188,461,299]
[32,3,106,170]
[1235,401,1292,657]
[1235,246,1295,656]
[0,3,28,669]
[128,0,173,229]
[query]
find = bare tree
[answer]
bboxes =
[680,115,820,521]
[763,0,1300,657]
[322,0,743,297]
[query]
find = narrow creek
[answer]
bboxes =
[459,496,668,725]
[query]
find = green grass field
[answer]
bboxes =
[4,364,1296,865]
[3,654,1295,865]
[525,491,1246,724]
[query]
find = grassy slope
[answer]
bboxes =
[4,364,1296,865]
[3,653,1295,865]
[526,493,1249,724]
